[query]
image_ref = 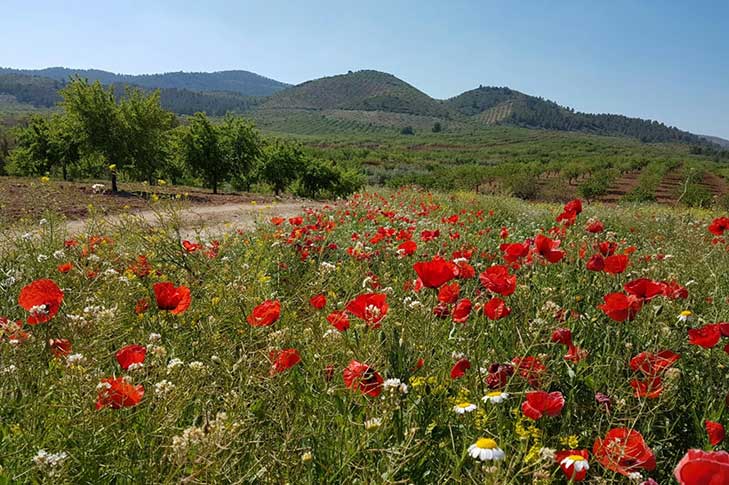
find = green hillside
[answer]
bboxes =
[0,73,263,116]
[261,70,452,117]
[0,67,290,97]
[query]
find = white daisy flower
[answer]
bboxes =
[453,402,477,414]
[482,391,509,404]
[560,453,589,473]
[677,310,692,322]
[468,438,505,461]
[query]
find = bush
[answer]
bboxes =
[400,126,415,135]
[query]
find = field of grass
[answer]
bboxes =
[1,188,729,483]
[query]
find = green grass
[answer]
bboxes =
[1,189,728,483]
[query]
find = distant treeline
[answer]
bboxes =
[2,79,363,198]
[0,73,262,116]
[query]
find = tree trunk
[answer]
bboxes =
[212,178,218,194]
[62,162,67,181]
[111,173,118,193]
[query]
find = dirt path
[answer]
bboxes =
[65,200,325,239]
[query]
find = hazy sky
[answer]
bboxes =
[2,0,728,138]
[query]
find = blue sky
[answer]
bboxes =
[2,0,728,138]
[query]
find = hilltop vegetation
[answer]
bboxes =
[0,67,290,97]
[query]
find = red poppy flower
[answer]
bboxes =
[309,293,327,310]
[18,279,64,325]
[555,449,590,482]
[0,317,29,344]
[438,282,460,304]
[661,280,689,300]
[49,338,72,358]
[603,254,629,274]
[706,421,725,446]
[551,328,587,362]
[597,241,618,256]
[688,324,722,348]
[557,199,583,225]
[433,302,450,318]
[501,241,530,263]
[270,217,285,226]
[586,220,605,233]
[709,217,729,236]
[345,293,389,328]
[153,282,191,315]
[135,298,150,315]
[598,293,642,322]
[57,262,73,273]
[326,310,350,332]
[116,344,147,370]
[512,356,546,388]
[454,259,476,279]
[630,350,680,376]
[479,265,517,296]
[343,360,383,397]
[586,254,605,271]
[674,449,729,484]
[452,298,472,324]
[289,216,303,225]
[129,255,152,278]
[270,348,301,375]
[521,390,565,420]
[486,362,514,389]
[592,428,656,476]
[247,299,281,327]
[450,358,471,379]
[95,377,145,410]
[483,297,511,320]
[412,256,457,288]
[624,278,665,301]
[182,240,203,253]
[630,376,664,398]
[397,240,417,256]
[534,234,565,263]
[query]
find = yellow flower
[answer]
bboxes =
[151,194,159,202]
[560,435,580,448]
[108,164,117,171]
[40,176,50,184]
[157,179,167,186]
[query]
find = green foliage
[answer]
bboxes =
[118,88,176,183]
[180,113,224,193]
[400,126,415,135]
[431,122,442,133]
[260,140,304,195]
[218,115,262,191]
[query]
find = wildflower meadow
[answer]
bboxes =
[2,188,729,483]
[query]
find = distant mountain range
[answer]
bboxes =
[0,66,723,146]
[0,67,289,97]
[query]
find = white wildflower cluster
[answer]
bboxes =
[1,365,18,374]
[364,417,382,431]
[323,328,341,339]
[66,304,117,328]
[382,378,408,395]
[91,183,105,194]
[188,361,206,372]
[169,413,241,464]
[166,358,184,371]
[53,250,65,259]
[154,379,176,397]
[32,449,68,476]
[36,254,49,263]
[319,261,336,274]
[66,353,85,366]
[402,296,423,310]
